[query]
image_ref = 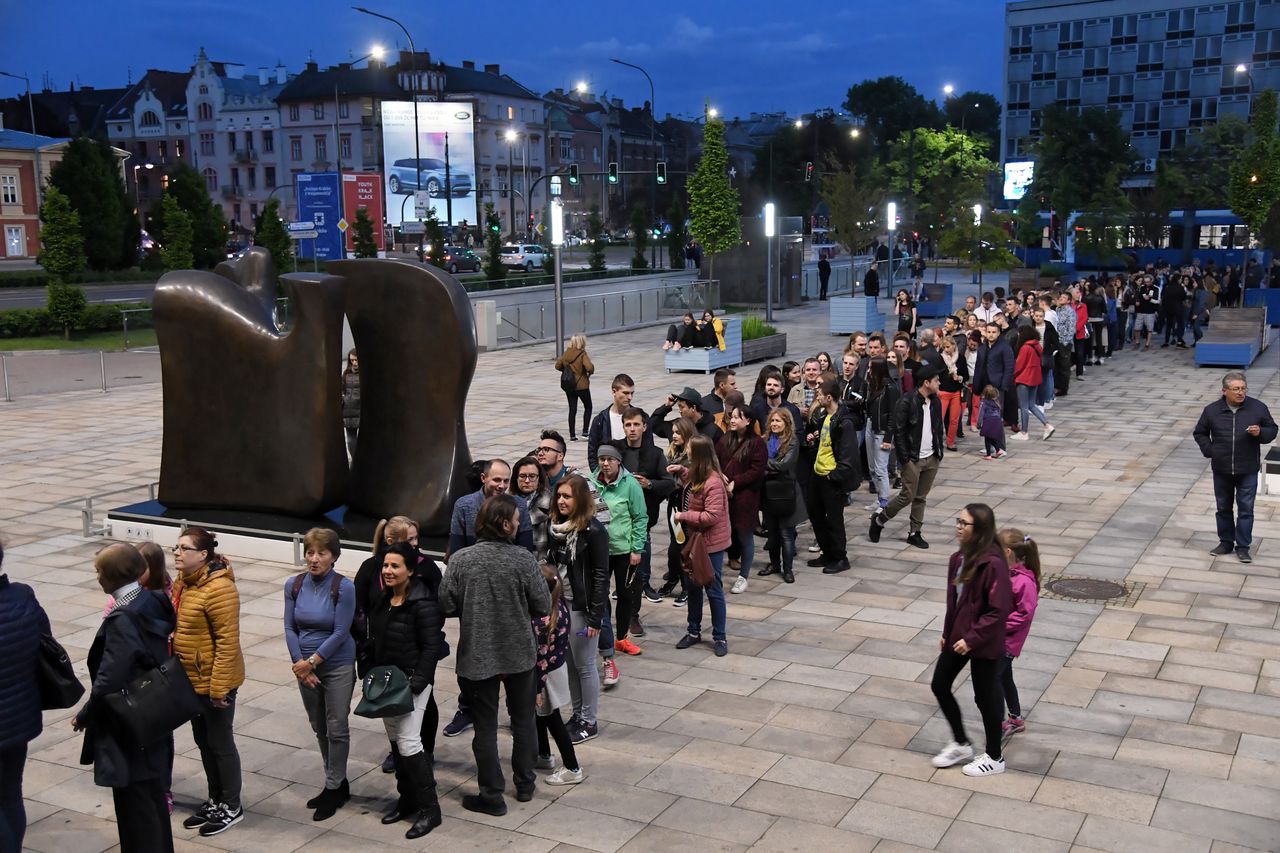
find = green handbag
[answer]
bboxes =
[354,665,413,718]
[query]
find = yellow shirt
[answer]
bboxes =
[814,415,836,476]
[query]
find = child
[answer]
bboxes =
[979,385,1007,460]
[533,564,586,785]
[997,528,1041,736]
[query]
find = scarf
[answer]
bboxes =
[942,349,959,372]
[547,518,580,560]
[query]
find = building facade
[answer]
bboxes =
[0,130,67,257]
[105,70,193,230]
[1003,0,1280,169]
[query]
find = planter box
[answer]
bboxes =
[915,283,954,319]
[830,295,886,335]
[741,332,787,364]
[665,317,742,374]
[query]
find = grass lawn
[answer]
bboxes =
[0,328,158,352]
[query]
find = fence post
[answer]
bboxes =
[540,305,545,338]
[1,355,10,402]
[123,313,130,350]
[621,293,626,325]
[83,496,94,537]
[99,351,107,393]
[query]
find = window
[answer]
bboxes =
[1009,82,1030,110]
[1222,65,1251,94]
[1058,20,1084,49]
[592,145,600,164]
[158,140,168,161]
[263,130,274,153]
[315,135,327,160]
[228,131,236,152]
[1256,30,1280,61]
[1084,47,1109,78]
[1160,128,1188,152]
[247,168,256,190]
[199,84,209,95]
[140,111,160,128]
[340,134,351,160]
[1032,52,1056,81]
[1163,70,1191,99]
[1227,1,1256,34]
[1194,36,1223,68]
[136,141,147,159]
[1010,25,1032,56]
[265,166,276,189]
[1133,102,1160,131]
[197,102,213,121]
[313,102,325,120]
[230,167,240,188]
[1190,97,1219,126]
[249,202,258,220]
[232,203,241,224]
[1,174,17,205]
[1108,75,1135,103]
[244,131,254,151]
[1111,14,1137,45]
[559,138,572,160]
[1137,42,1164,71]
[1057,78,1081,106]
[339,100,349,119]
[289,104,300,121]
[203,167,218,193]
[1168,9,1194,39]
[290,136,302,160]
[176,139,185,159]
[199,132,214,156]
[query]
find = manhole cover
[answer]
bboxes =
[1046,577,1128,600]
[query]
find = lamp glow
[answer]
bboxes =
[550,200,564,247]
[887,202,897,232]
[973,203,983,225]
[763,203,776,238]
[943,84,955,96]
[504,128,517,142]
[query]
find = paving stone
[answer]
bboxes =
[636,761,757,805]
[862,773,971,818]
[1161,772,1280,819]
[650,796,775,845]
[518,803,646,853]
[838,800,953,848]
[937,819,1072,853]
[1088,690,1195,723]
[955,792,1085,842]
[1125,717,1240,754]
[750,817,879,852]
[1074,814,1213,853]
[1032,777,1158,824]
[1150,800,1280,850]
[733,779,857,826]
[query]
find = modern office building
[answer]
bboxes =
[1003,0,1280,174]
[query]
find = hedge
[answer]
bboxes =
[0,302,151,338]
[0,269,166,288]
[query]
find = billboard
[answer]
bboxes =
[342,172,386,253]
[381,101,477,229]
[1003,160,1035,201]
[295,172,345,260]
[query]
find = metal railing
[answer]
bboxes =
[55,483,159,538]
[797,255,910,300]
[495,279,720,345]
[0,349,162,401]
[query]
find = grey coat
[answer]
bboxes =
[764,436,807,527]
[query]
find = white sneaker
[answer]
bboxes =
[545,767,585,786]
[808,544,821,553]
[1042,425,1056,441]
[865,502,882,512]
[1010,432,1030,441]
[731,576,748,594]
[1043,401,1054,410]
[961,753,1006,776]
[931,741,974,768]
[535,754,559,771]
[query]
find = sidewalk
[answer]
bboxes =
[2,299,1278,852]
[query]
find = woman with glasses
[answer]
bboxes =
[512,456,551,562]
[171,527,246,837]
[929,504,1013,778]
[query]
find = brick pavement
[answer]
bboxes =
[1,299,1278,852]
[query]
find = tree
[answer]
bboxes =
[159,194,194,271]
[666,199,687,270]
[37,186,86,281]
[941,90,1002,152]
[423,208,446,267]
[1073,190,1134,266]
[1229,89,1280,244]
[47,137,134,270]
[939,211,1021,279]
[46,280,87,341]
[630,205,650,270]
[586,205,607,272]
[254,198,292,275]
[147,163,226,268]
[688,117,741,279]
[746,115,871,216]
[483,203,506,281]
[820,166,883,256]
[843,76,941,160]
[885,126,996,240]
[352,208,378,258]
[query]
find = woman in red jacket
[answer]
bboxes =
[929,503,1013,777]
[1012,326,1055,442]
[716,406,768,595]
[667,435,731,657]
[1071,285,1090,379]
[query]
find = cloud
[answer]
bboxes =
[669,16,713,48]
[562,36,652,57]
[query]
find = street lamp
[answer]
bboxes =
[943,84,955,97]
[504,128,528,240]
[972,204,984,287]
[0,70,42,210]
[550,199,565,356]
[763,202,775,322]
[132,163,155,228]
[610,57,658,267]
[886,201,897,293]
[575,81,588,95]
[1236,64,1256,112]
[850,128,861,139]
[707,107,718,119]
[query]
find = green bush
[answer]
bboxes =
[0,301,148,338]
[0,269,165,288]
[1039,263,1070,279]
[740,315,779,341]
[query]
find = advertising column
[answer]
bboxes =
[295,172,345,261]
[342,172,386,256]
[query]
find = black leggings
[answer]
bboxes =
[536,708,579,771]
[1001,657,1021,718]
[611,553,640,640]
[565,388,591,437]
[930,648,1005,760]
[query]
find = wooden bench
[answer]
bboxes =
[665,317,742,374]
[1243,288,1280,326]
[1195,307,1268,368]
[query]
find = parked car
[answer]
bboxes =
[500,244,548,272]
[441,245,481,274]
[387,158,473,198]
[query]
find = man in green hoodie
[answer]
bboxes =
[590,444,648,690]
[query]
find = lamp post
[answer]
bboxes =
[763,202,776,322]
[973,203,983,288]
[887,201,897,292]
[0,70,42,211]
[610,57,657,268]
[132,163,154,229]
[550,199,565,356]
[505,128,518,241]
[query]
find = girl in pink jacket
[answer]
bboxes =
[997,528,1041,736]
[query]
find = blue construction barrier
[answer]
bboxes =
[1243,288,1280,327]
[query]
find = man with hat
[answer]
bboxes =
[870,362,945,549]
[650,386,724,444]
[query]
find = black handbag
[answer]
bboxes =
[37,633,85,711]
[104,653,204,747]
[354,665,414,718]
[763,474,796,517]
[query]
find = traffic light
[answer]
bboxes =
[656,161,667,184]
[489,220,500,234]
[804,161,814,182]
[568,164,579,185]
[608,162,619,184]
[651,223,662,238]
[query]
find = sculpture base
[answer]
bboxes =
[106,501,447,565]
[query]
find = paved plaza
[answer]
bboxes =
[1,298,1279,852]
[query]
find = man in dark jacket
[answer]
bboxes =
[863,261,880,298]
[700,368,737,417]
[818,251,832,300]
[586,373,653,462]
[974,324,1015,426]
[610,407,675,618]
[74,544,177,853]
[871,364,945,549]
[650,386,723,444]
[805,378,861,574]
[751,372,804,432]
[1193,372,1278,563]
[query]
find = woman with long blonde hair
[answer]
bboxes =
[554,333,595,441]
[758,408,803,583]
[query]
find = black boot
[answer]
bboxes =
[403,750,442,839]
[312,778,349,821]
[381,746,418,824]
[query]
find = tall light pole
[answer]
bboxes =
[505,128,518,241]
[973,203,983,287]
[550,199,565,356]
[763,202,775,322]
[610,57,657,268]
[0,70,42,210]
[132,163,154,229]
[886,201,897,293]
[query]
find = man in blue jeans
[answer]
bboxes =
[1193,371,1277,564]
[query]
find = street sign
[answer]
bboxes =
[337,218,349,233]
[536,223,546,235]
[414,190,432,219]
[400,221,425,234]
[550,176,562,197]
[288,221,317,233]
[287,229,319,240]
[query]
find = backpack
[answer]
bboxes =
[290,572,343,605]
[559,352,580,392]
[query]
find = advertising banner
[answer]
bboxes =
[295,172,344,260]
[381,101,477,229]
[1003,161,1035,202]
[342,172,386,252]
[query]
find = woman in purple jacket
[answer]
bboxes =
[929,503,1012,777]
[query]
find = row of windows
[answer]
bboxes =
[1012,1,1261,54]
[285,102,351,122]
[1014,65,1263,103]
[1008,126,1192,155]
[132,139,186,161]
[1021,31,1277,76]
[201,166,278,192]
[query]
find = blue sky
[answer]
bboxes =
[4,0,1006,119]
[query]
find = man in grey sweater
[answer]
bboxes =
[438,494,550,817]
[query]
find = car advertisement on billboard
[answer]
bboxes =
[381,100,476,228]
[295,171,344,260]
[341,172,386,254]
[1003,160,1035,202]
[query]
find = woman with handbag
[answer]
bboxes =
[172,527,246,838]
[0,537,53,853]
[657,417,697,605]
[554,334,595,442]
[757,408,803,584]
[545,474,609,745]
[863,357,900,512]
[667,435,732,656]
[367,541,444,839]
[718,406,768,594]
[283,527,357,821]
[73,544,177,853]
